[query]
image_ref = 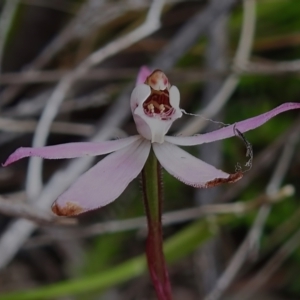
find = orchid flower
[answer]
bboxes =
[3,68,300,217]
[3,68,300,300]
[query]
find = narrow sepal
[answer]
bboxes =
[165,102,300,146]
[3,136,140,166]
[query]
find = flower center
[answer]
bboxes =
[143,89,174,120]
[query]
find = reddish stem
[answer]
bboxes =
[142,149,172,300]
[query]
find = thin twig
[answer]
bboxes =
[3,59,300,85]
[3,86,112,118]
[0,195,76,225]
[179,0,256,136]
[244,59,300,74]
[0,118,94,136]
[21,185,294,248]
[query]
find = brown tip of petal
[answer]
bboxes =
[51,201,84,216]
[205,171,243,188]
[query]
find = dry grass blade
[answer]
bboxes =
[0,195,76,225]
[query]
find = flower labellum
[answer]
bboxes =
[3,67,300,216]
[131,69,182,143]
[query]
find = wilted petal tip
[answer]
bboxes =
[204,171,243,188]
[51,201,85,217]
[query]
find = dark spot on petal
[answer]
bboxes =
[51,201,84,216]
[205,171,243,188]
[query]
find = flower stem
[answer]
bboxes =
[142,149,172,300]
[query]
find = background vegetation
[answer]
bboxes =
[0,0,300,299]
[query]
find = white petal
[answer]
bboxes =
[153,142,242,188]
[130,84,151,112]
[169,85,180,108]
[52,139,151,216]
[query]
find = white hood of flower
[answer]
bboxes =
[130,70,182,143]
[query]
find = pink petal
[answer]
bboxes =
[3,136,140,166]
[165,103,300,146]
[51,139,151,216]
[153,142,242,188]
[135,66,152,86]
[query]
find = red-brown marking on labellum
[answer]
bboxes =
[143,90,173,119]
[131,69,182,143]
